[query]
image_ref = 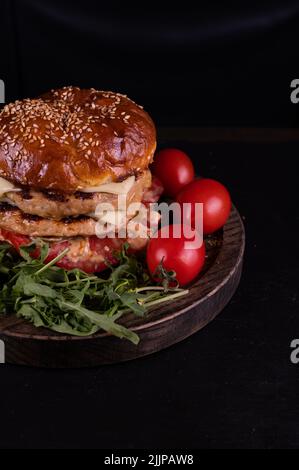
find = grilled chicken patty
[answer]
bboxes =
[0,203,100,236]
[0,175,162,238]
[5,170,151,219]
[0,203,159,238]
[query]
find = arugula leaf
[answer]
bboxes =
[23,281,58,299]
[17,304,46,328]
[0,241,188,344]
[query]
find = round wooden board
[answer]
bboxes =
[0,206,245,368]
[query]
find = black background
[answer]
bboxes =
[0,143,298,449]
[2,0,299,126]
[1,1,299,450]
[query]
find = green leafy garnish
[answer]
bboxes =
[0,243,188,344]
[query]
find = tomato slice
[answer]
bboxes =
[0,177,162,273]
[0,229,31,251]
[0,230,119,273]
[0,229,41,258]
[0,230,141,273]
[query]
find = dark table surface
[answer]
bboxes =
[0,129,298,449]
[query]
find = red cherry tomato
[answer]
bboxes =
[147,224,206,286]
[152,148,195,198]
[176,178,231,234]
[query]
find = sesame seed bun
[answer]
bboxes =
[0,87,156,193]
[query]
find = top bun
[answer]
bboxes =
[0,87,156,192]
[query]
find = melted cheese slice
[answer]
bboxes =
[81,176,135,195]
[0,177,22,197]
[100,210,126,226]
[0,175,136,197]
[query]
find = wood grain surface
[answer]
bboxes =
[0,205,245,368]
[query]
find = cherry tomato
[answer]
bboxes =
[147,224,206,286]
[0,229,40,257]
[152,148,195,198]
[176,178,231,234]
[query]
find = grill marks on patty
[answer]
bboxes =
[74,192,94,200]
[0,202,17,212]
[0,204,102,237]
[4,170,151,219]
[0,170,154,237]
[61,215,91,224]
[41,190,68,202]
[0,202,95,231]
[20,189,32,200]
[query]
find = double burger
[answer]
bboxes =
[0,87,163,273]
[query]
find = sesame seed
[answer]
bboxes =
[0,87,146,179]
